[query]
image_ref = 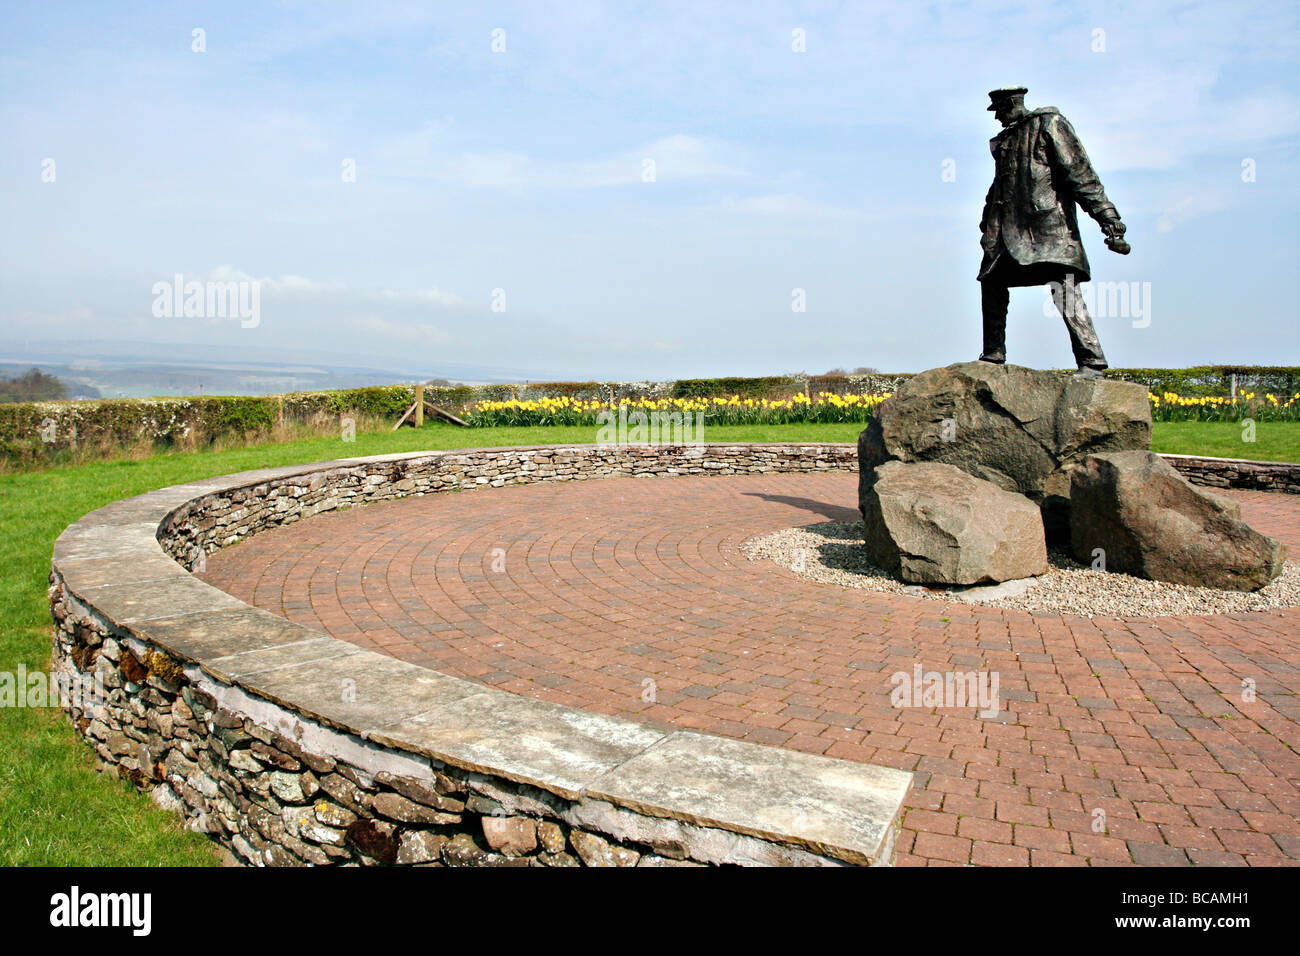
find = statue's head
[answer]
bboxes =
[987,86,1029,127]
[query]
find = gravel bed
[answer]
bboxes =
[741,520,1300,617]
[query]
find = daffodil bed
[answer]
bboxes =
[1148,391,1300,422]
[464,393,890,427]
[463,391,1300,427]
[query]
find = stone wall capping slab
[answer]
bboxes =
[133,606,329,664]
[371,690,669,801]
[203,637,364,683]
[52,522,163,562]
[230,651,484,734]
[53,553,189,591]
[172,465,349,488]
[585,730,913,866]
[65,574,245,624]
[73,493,196,527]
[334,452,448,465]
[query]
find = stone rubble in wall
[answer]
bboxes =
[1164,456,1300,494]
[49,587,726,867]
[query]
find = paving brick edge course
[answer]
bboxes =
[50,442,916,868]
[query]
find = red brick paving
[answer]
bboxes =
[199,473,1300,867]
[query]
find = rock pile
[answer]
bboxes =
[1069,451,1288,591]
[861,461,1047,585]
[858,361,1151,533]
[858,363,1287,592]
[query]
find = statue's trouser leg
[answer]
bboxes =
[979,279,1009,362]
[1051,279,1108,369]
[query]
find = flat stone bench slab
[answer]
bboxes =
[587,730,911,866]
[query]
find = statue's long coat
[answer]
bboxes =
[979,107,1119,285]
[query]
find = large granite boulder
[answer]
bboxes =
[1070,451,1288,591]
[858,362,1151,532]
[861,461,1048,585]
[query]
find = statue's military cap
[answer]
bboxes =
[987,86,1028,110]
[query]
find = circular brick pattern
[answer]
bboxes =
[200,472,1300,867]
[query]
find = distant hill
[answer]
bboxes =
[0,360,433,400]
[0,347,556,398]
[0,367,91,402]
[0,338,576,398]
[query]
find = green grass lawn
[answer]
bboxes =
[2,419,1296,865]
[1150,420,1300,462]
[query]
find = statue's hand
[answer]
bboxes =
[1103,219,1131,255]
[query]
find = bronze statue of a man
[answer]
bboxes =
[978,86,1129,378]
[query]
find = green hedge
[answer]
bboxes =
[467,381,677,403]
[671,374,912,398]
[1107,366,1300,397]
[810,372,912,395]
[0,387,422,466]
[279,386,418,420]
[423,384,478,405]
[671,376,801,399]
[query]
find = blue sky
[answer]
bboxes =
[3,1,1298,380]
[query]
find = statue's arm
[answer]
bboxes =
[1044,113,1128,251]
[1044,114,1118,224]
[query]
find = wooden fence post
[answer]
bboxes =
[415,384,424,427]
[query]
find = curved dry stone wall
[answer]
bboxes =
[49,442,1295,867]
[50,443,912,868]
[1160,454,1300,494]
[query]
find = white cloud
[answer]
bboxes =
[203,267,464,307]
[414,134,745,190]
[204,267,343,297]
[578,134,747,185]
[719,193,856,219]
[355,315,456,346]
[1088,81,1300,172]
[1155,193,1231,233]
[377,287,466,308]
